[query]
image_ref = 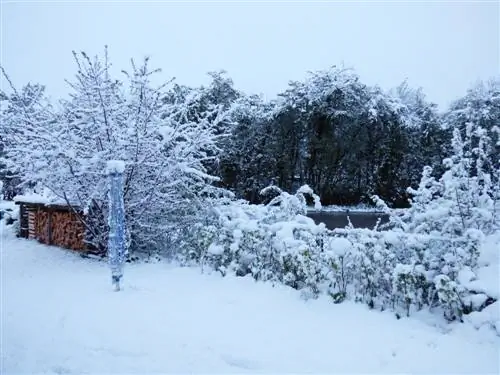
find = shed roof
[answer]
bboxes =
[14,193,81,210]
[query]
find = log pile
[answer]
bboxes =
[28,210,36,240]
[16,202,87,252]
[50,211,85,251]
[19,203,29,238]
[35,209,50,243]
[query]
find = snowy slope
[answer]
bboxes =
[1,227,499,374]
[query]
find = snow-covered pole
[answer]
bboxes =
[107,160,126,291]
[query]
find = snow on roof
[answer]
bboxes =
[13,191,76,207]
[14,192,53,205]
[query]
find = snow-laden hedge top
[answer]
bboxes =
[178,184,498,330]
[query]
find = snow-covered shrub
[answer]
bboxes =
[370,113,499,323]
[434,274,469,322]
[176,197,266,275]
[260,184,321,220]
[392,264,428,317]
[324,225,488,321]
[265,215,327,294]
[179,185,329,297]
[207,200,267,276]
[322,236,356,303]
[180,177,492,325]
[350,230,392,308]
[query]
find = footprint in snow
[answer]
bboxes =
[51,366,72,374]
[427,341,437,349]
[221,354,261,371]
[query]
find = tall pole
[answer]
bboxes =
[107,160,126,291]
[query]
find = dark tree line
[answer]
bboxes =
[213,67,452,207]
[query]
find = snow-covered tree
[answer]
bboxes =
[388,79,500,238]
[0,78,53,198]
[446,78,500,199]
[1,48,229,255]
[219,93,276,201]
[392,80,450,183]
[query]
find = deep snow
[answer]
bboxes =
[1,226,499,374]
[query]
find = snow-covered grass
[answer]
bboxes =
[1,226,499,374]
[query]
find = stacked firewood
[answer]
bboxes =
[35,210,50,243]
[27,207,86,251]
[50,211,85,251]
[28,210,37,240]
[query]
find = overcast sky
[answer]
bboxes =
[1,1,498,109]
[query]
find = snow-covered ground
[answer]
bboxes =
[1,226,499,374]
[0,200,15,212]
[0,201,17,225]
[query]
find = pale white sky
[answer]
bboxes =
[1,0,499,109]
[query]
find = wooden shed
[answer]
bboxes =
[15,199,87,252]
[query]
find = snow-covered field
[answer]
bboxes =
[1,226,499,374]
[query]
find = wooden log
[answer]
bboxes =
[35,209,50,244]
[28,209,36,240]
[18,203,29,238]
[47,208,53,245]
[49,210,85,251]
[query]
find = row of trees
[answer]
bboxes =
[154,66,499,207]
[0,49,499,253]
[217,71,447,206]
